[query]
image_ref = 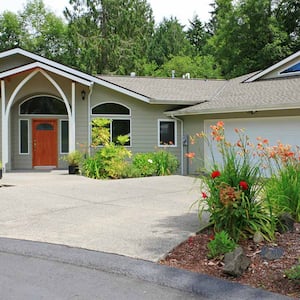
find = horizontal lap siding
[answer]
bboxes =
[182,116,205,175]
[183,110,300,175]
[91,86,181,166]
[0,101,2,160]
[9,74,78,170]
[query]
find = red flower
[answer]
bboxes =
[209,234,215,241]
[211,170,221,179]
[239,181,249,190]
[201,192,208,199]
[188,236,194,246]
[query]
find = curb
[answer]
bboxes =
[0,238,291,300]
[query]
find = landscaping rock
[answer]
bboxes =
[223,247,251,277]
[277,213,294,233]
[253,231,264,243]
[260,246,284,260]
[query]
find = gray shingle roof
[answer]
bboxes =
[98,75,226,105]
[167,72,300,115]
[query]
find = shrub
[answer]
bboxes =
[83,118,132,179]
[82,153,103,179]
[258,141,300,222]
[132,153,157,176]
[132,150,179,176]
[190,122,276,242]
[285,259,300,281]
[153,150,179,176]
[98,142,131,178]
[207,230,237,259]
[62,150,83,166]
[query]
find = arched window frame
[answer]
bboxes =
[91,102,132,147]
[19,94,68,116]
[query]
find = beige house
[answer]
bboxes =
[0,48,299,174]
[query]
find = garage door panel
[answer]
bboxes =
[204,117,300,168]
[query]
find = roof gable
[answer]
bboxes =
[245,51,300,82]
[0,48,150,103]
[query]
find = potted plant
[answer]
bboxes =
[63,151,83,174]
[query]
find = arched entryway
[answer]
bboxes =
[16,96,69,169]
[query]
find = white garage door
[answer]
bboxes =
[204,116,300,168]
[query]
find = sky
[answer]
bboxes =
[0,0,212,26]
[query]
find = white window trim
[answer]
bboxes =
[91,102,132,147]
[19,94,68,117]
[91,117,132,147]
[19,119,29,155]
[60,119,69,154]
[158,119,177,147]
[91,101,131,117]
[277,59,300,77]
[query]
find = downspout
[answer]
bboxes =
[87,82,94,156]
[170,115,184,175]
[1,79,7,172]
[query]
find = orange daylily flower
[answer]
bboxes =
[185,152,196,159]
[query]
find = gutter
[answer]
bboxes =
[170,115,184,175]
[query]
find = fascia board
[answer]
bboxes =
[0,62,93,86]
[166,103,300,116]
[245,51,300,83]
[0,48,151,103]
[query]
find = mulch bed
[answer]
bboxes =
[160,223,300,299]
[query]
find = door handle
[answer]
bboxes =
[33,139,37,151]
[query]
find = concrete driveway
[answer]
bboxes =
[0,171,204,262]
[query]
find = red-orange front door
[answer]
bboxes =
[32,119,58,167]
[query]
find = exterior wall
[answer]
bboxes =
[183,109,300,175]
[90,85,182,170]
[7,71,86,170]
[0,93,2,161]
[181,115,205,175]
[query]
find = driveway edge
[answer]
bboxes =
[0,238,291,300]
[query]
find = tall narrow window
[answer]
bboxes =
[159,120,176,147]
[20,120,29,154]
[61,120,69,153]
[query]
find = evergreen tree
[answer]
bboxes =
[149,17,193,66]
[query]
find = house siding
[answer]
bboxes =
[183,109,300,175]
[0,54,34,73]
[90,85,182,168]
[8,72,84,170]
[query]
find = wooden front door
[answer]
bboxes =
[32,119,58,167]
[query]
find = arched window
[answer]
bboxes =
[20,96,67,115]
[92,102,130,115]
[92,102,131,146]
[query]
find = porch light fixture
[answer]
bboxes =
[81,90,86,100]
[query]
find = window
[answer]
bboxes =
[20,120,29,154]
[20,96,67,115]
[92,103,131,146]
[159,120,176,147]
[61,120,69,153]
[92,103,130,115]
[111,120,130,144]
[36,123,54,131]
[280,62,300,74]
